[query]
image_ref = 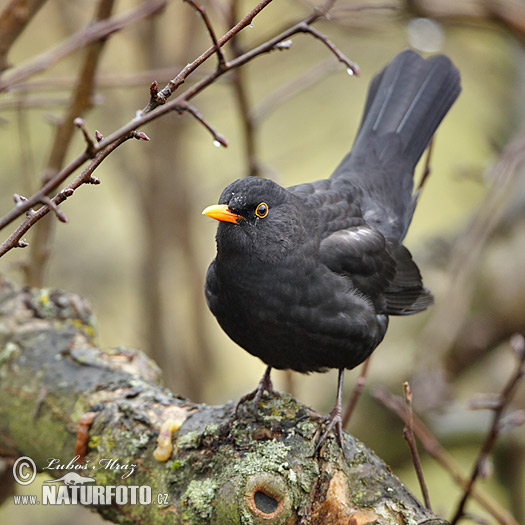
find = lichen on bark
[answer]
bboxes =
[0,276,448,524]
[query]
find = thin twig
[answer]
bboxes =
[0,0,168,92]
[298,23,359,75]
[24,0,115,288]
[40,197,68,223]
[342,357,371,428]
[0,0,354,254]
[176,102,228,147]
[148,0,276,109]
[0,135,134,257]
[0,0,277,233]
[403,382,432,510]
[184,0,226,68]
[373,386,519,525]
[74,118,97,157]
[250,58,341,123]
[450,335,525,524]
[227,0,260,177]
[0,0,47,72]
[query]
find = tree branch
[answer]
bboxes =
[0,0,358,257]
[0,276,449,524]
[373,386,520,525]
[0,0,47,73]
[183,0,226,68]
[0,0,168,93]
[450,335,525,524]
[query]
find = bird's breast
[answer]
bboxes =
[206,256,387,372]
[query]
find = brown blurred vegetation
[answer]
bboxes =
[0,0,524,523]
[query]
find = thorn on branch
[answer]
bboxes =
[41,197,68,223]
[176,102,228,148]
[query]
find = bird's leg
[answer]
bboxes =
[235,366,281,418]
[314,368,346,456]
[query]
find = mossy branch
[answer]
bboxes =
[0,276,447,524]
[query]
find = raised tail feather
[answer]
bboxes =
[331,50,461,240]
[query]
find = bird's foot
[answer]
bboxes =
[311,369,347,459]
[313,404,346,458]
[235,366,280,419]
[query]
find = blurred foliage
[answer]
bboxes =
[0,0,524,523]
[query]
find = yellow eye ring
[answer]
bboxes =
[255,202,269,219]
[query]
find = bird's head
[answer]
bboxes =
[203,178,313,262]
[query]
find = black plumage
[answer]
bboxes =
[202,50,461,449]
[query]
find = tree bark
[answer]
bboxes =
[0,276,447,524]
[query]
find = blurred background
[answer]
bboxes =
[0,0,524,523]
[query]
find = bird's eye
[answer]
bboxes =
[255,202,269,219]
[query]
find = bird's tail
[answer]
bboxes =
[331,50,461,240]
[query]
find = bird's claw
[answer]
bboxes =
[312,405,347,460]
[235,366,280,419]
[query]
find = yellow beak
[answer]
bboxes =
[202,204,242,224]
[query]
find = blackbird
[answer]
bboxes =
[202,50,461,450]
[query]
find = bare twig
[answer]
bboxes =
[298,23,359,75]
[0,96,77,111]
[0,0,276,235]
[373,386,520,525]
[0,0,47,72]
[250,58,341,123]
[0,0,168,92]
[74,118,97,157]
[227,0,260,177]
[0,134,134,257]
[184,0,226,68]
[176,102,228,147]
[0,0,355,255]
[403,382,432,510]
[146,0,276,110]
[24,0,115,288]
[414,130,525,404]
[7,67,197,93]
[40,197,68,223]
[450,335,525,525]
[342,357,371,428]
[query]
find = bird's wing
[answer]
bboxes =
[319,224,433,315]
[288,179,364,238]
